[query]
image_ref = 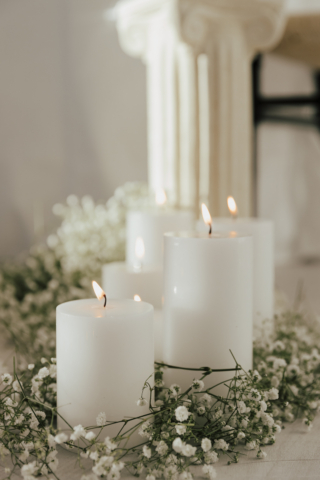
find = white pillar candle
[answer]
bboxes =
[102,262,163,309]
[163,231,253,396]
[126,208,195,267]
[196,197,274,329]
[56,292,154,441]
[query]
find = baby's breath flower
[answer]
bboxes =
[271,376,280,388]
[166,454,178,465]
[266,388,279,400]
[139,421,152,439]
[168,384,181,398]
[156,440,168,456]
[181,443,197,457]
[38,367,50,379]
[137,398,147,407]
[96,412,107,426]
[175,424,187,435]
[28,364,35,370]
[105,437,118,451]
[70,424,86,441]
[21,461,37,477]
[245,440,258,451]
[179,472,193,480]
[192,379,205,391]
[204,450,219,464]
[85,431,96,441]
[201,438,212,452]
[199,394,213,406]
[257,450,267,459]
[236,400,247,414]
[175,406,190,422]
[164,464,178,480]
[146,475,156,480]
[172,437,184,453]
[54,432,68,444]
[143,445,152,458]
[213,439,228,451]
[197,406,206,415]
[1,373,13,385]
[202,464,217,479]
[271,341,285,352]
[273,358,287,370]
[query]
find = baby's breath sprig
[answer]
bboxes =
[1,355,283,480]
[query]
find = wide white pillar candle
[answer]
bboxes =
[102,262,163,309]
[56,298,154,440]
[197,218,274,328]
[163,232,253,396]
[126,209,195,267]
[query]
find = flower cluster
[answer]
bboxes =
[0,182,151,362]
[254,310,320,430]
[48,182,151,275]
[2,309,320,480]
[0,246,90,362]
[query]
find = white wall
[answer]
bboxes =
[0,0,147,258]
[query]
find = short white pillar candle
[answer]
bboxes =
[163,230,253,396]
[56,293,154,440]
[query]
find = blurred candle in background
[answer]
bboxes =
[102,237,163,308]
[126,189,195,267]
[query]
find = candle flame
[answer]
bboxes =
[135,237,145,260]
[227,196,238,218]
[201,203,212,234]
[155,189,167,206]
[134,294,141,302]
[92,281,105,300]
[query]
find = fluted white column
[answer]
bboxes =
[116,0,285,215]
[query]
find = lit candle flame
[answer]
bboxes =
[155,189,167,206]
[201,203,212,235]
[227,196,238,219]
[92,281,107,307]
[134,294,141,302]
[135,237,145,260]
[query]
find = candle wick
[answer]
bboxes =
[103,294,107,308]
[209,224,212,235]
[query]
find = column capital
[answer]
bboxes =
[116,0,286,59]
[178,0,286,54]
[115,0,173,62]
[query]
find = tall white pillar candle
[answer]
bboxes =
[56,298,154,440]
[163,231,253,396]
[102,262,163,309]
[126,209,195,267]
